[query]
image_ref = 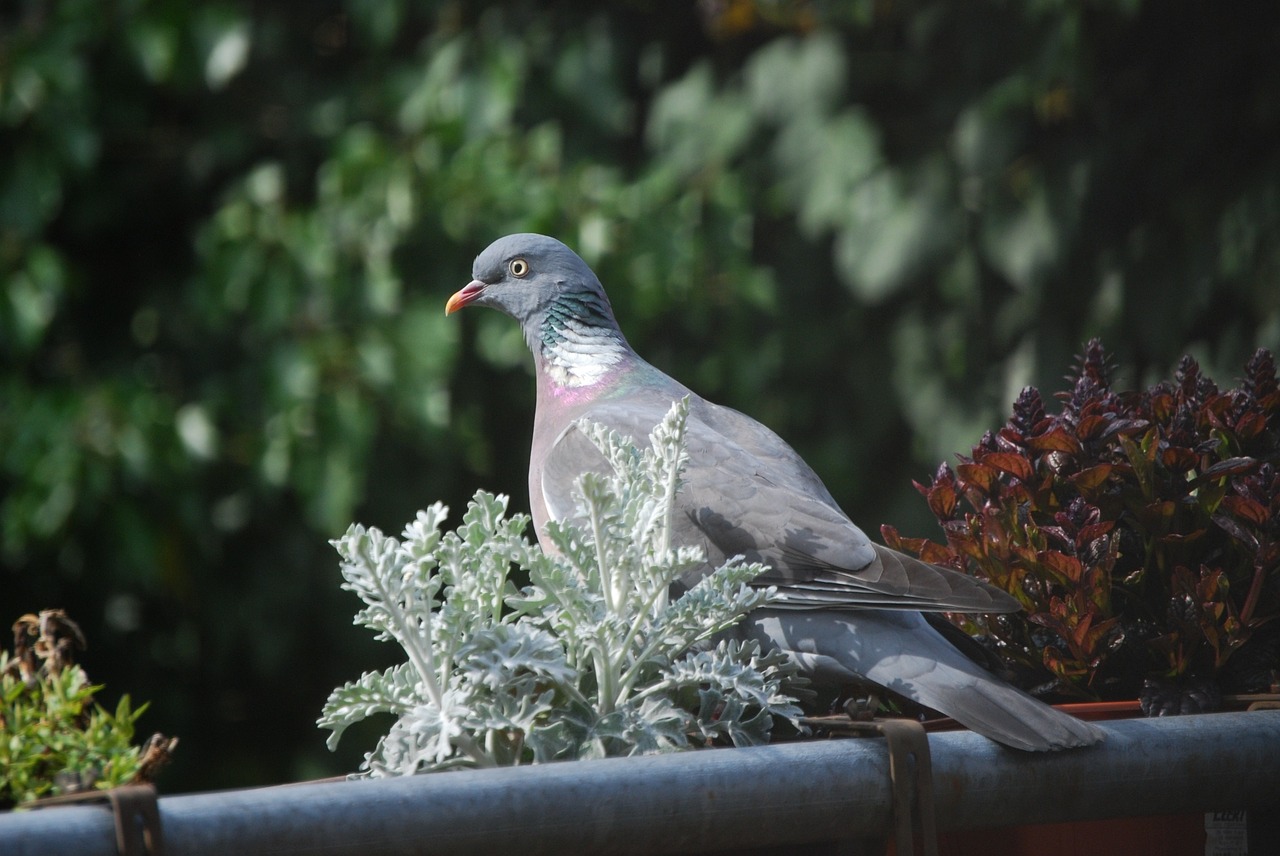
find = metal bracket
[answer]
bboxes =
[29,784,163,856]
[1228,692,1280,712]
[803,713,939,856]
[843,719,939,856]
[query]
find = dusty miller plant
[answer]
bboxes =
[320,399,804,774]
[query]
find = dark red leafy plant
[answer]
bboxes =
[883,341,1280,713]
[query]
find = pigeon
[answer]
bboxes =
[446,233,1105,751]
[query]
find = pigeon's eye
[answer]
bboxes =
[509,258,530,278]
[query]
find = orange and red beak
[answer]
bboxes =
[445,280,487,315]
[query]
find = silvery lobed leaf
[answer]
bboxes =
[453,623,573,693]
[318,662,420,750]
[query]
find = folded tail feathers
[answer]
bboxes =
[742,608,1106,752]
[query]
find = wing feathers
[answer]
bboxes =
[539,394,1018,615]
[766,544,1020,613]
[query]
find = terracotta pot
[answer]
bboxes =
[937,811,1205,856]
[931,701,1202,856]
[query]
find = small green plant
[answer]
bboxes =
[883,342,1280,712]
[320,399,805,775]
[1,610,176,808]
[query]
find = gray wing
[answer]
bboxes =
[539,394,1019,614]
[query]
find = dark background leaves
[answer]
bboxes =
[2,0,1277,789]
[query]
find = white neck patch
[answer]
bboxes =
[541,320,628,388]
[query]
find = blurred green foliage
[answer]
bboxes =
[1,610,171,807]
[2,0,1278,789]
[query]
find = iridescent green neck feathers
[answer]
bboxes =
[537,292,629,389]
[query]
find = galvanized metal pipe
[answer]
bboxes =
[3,710,1278,856]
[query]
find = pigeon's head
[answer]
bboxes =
[445,234,613,329]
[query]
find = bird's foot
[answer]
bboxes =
[842,694,884,722]
[1139,675,1221,716]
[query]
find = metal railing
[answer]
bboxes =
[2,710,1278,855]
